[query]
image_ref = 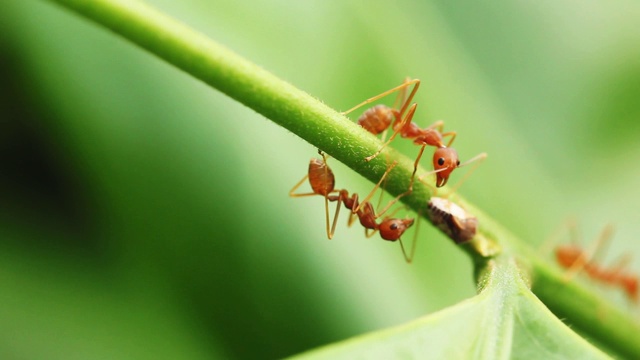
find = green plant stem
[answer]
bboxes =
[44,0,640,357]
[45,0,422,205]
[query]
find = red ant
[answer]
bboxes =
[327,186,417,263]
[290,151,417,262]
[342,78,486,191]
[553,223,638,304]
[289,150,338,239]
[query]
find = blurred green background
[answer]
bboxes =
[1,0,639,359]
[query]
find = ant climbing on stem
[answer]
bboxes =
[289,151,417,262]
[289,150,338,239]
[551,222,638,304]
[327,180,417,263]
[342,78,486,192]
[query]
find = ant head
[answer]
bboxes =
[378,218,415,241]
[555,245,582,268]
[432,148,459,187]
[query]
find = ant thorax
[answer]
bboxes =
[427,197,477,244]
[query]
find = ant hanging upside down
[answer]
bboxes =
[289,150,418,262]
[342,78,486,192]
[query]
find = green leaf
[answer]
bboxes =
[291,258,610,360]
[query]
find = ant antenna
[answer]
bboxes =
[417,152,487,195]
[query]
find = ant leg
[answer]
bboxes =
[556,220,589,281]
[321,152,333,239]
[379,128,389,143]
[397,78,421,118]
[347,210,357,227]
[346,193,361,227]
[289,174,314,197]
[442,152,487,196]
[391,77,411,110]
[605,255,638,304]
[365,103,418,162]
[291,174,339,239]
[365,228,379,239]
[422,120,456,148]
[607,254,633,278]
[562,254,590,282]
[318,152,337,240]
[354,161,399,213]
[375,191,410,219]
[341,78,420,117]
[408,144,428,191]
[442,131,457,148]
[379,204,408,219]
[539,217,577,255]
[399,215,420,263]
[564,224,615,281]
[372,152,396,214]
[586,224,615,264]
[427,120,444,132]
[374,172,388,213]
[327,194,344,239]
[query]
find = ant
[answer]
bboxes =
[427,197,478,244]
[289,150,338,239]
[342,78,486,191]
[328,186,417,263]
[552,222,638,304]
[290,151,417,262]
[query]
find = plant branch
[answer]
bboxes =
[46,0,421,203]
[44,0,640,357]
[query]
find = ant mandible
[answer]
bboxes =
[554,223,638,304]
[342,78,486,190]
[290,151,417,262]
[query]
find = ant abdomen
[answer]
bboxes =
[357,104,395,135]
[308,158,335,196]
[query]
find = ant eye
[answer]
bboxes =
[457,160,460,166]
[438,158,445,166]
[390,223,398,230]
